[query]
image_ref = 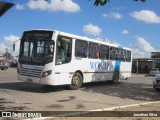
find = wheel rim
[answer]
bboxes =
[72,76,80,87]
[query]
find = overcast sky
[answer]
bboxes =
[0,0,160,58]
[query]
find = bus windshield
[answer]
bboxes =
[19,39,54,65]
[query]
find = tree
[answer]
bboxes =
[94,0,146,7]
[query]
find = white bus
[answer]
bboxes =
[16,29,132,90]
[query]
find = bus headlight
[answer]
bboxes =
[42,70,52,77]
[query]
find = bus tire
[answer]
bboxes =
[112,71,119,84]
[153,85,160,91]
[69,73,83,90]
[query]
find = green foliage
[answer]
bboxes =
[94,0,109,6]
[94,0,146,7]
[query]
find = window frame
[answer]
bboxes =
[88,42,99,59]
[109,47,118,60]
[126,50,131,62]
[55,35,72,65]
[99,44,109,60]
[75,39,88,58]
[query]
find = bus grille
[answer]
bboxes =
[20,68,42,78]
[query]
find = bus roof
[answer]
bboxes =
[24,29,132,51]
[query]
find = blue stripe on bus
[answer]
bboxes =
[112,46,123,80]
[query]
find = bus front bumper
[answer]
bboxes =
[18,74,55,85]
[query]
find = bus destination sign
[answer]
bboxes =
[23,31,53,39]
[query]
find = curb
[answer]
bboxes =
[25,101,160,120]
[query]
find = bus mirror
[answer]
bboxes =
[13,39,20,51]
[13,43,15,51]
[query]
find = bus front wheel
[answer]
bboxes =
[69,73,83,90]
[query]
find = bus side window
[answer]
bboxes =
[110,47,118,60]
[95,49,99,58]
[56,36,72,65]
[122,50,126,62]
[109,47,112,60]
[75,39,88,58]
[67,44,72,57]
[118,49,126,61]
[88,42,99,59]
[115,49,118,60]
[99,45,109,60]
[126,50,131,62]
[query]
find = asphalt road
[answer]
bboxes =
[0,68,159,113]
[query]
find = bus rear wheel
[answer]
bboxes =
[69,73,82,90]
